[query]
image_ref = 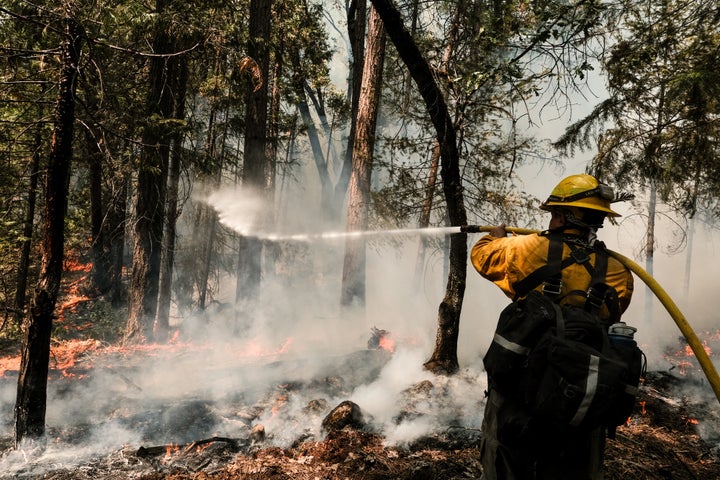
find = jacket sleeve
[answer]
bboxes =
[471,233,551,299]
[471,235,506,276]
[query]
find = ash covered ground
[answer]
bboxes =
[1,329,720,479]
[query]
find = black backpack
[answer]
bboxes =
[482,233,646,431]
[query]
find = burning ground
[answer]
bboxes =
[1,263,720,479]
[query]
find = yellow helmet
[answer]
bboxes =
[540,174,620,217]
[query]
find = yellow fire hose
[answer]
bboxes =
[465,225,720,405]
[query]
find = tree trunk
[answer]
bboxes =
[15,17,82,446]
[644,180,656,323]
[644,81,665,324]
[413,143,440,289]
[291,51,333,218]
[197,58,221,311]
[236,0,272,306]
[370,0,468,375]
[334,0,367,215]
[87,125,112,295]
[267,42,282,193]
[106,169,128,307]
[304,82,342,182]
[125,0,176,343]
[198,112,228,311]
[413,1,459,291]
[157,56,189,335]
[340,5,386,308]
[14,128,42,326]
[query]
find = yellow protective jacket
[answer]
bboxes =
[471,231,634,320]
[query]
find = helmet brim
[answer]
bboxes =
[540,201,621,217]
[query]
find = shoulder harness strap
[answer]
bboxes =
[511,233,617,315]
[512,233,567,300]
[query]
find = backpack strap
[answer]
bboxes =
[584,250,609,311]
[583,245,621,322]
[512,234,568,300]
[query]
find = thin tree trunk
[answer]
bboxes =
[683,216,694,301]
[304,82,342,179]
[236,0,271,306]
[334,0,367,215]
[644,81,665,324]
[414,143,440,288]
[341,5,386,308]
[15,17,81,445]
[198,112,228,310]
[267,42,282,193]
[157,56,189,335]
[402,0,419,109]
[645,180,656,322]
[14,128,42,325]
[107,169,128,307]
[370,0,468,375]
[413,2,460,290]
[292,52,333,218]
[87,125,112,295]
[264,50,284,275]
[197,57,222,311]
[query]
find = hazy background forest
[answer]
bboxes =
[1,0,720,471]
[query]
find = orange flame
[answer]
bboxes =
[270,393,288,419]
[682,342,712,358]
[64,257,92,272]
[195,442,212,454]
[51,339,99,378]
[163,443,179,463]
[379,335,395,352]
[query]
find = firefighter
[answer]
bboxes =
[471,174,634,479]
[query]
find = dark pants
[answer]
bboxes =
[480,388,605,480]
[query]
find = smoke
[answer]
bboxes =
[350,347,486,446]
[2,179,720,476]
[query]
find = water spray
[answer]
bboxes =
[254,225,462,242]
[244,225,534,242]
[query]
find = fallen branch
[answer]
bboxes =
[136,436,245,458]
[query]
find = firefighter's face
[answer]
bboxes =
[549,209,567,229]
